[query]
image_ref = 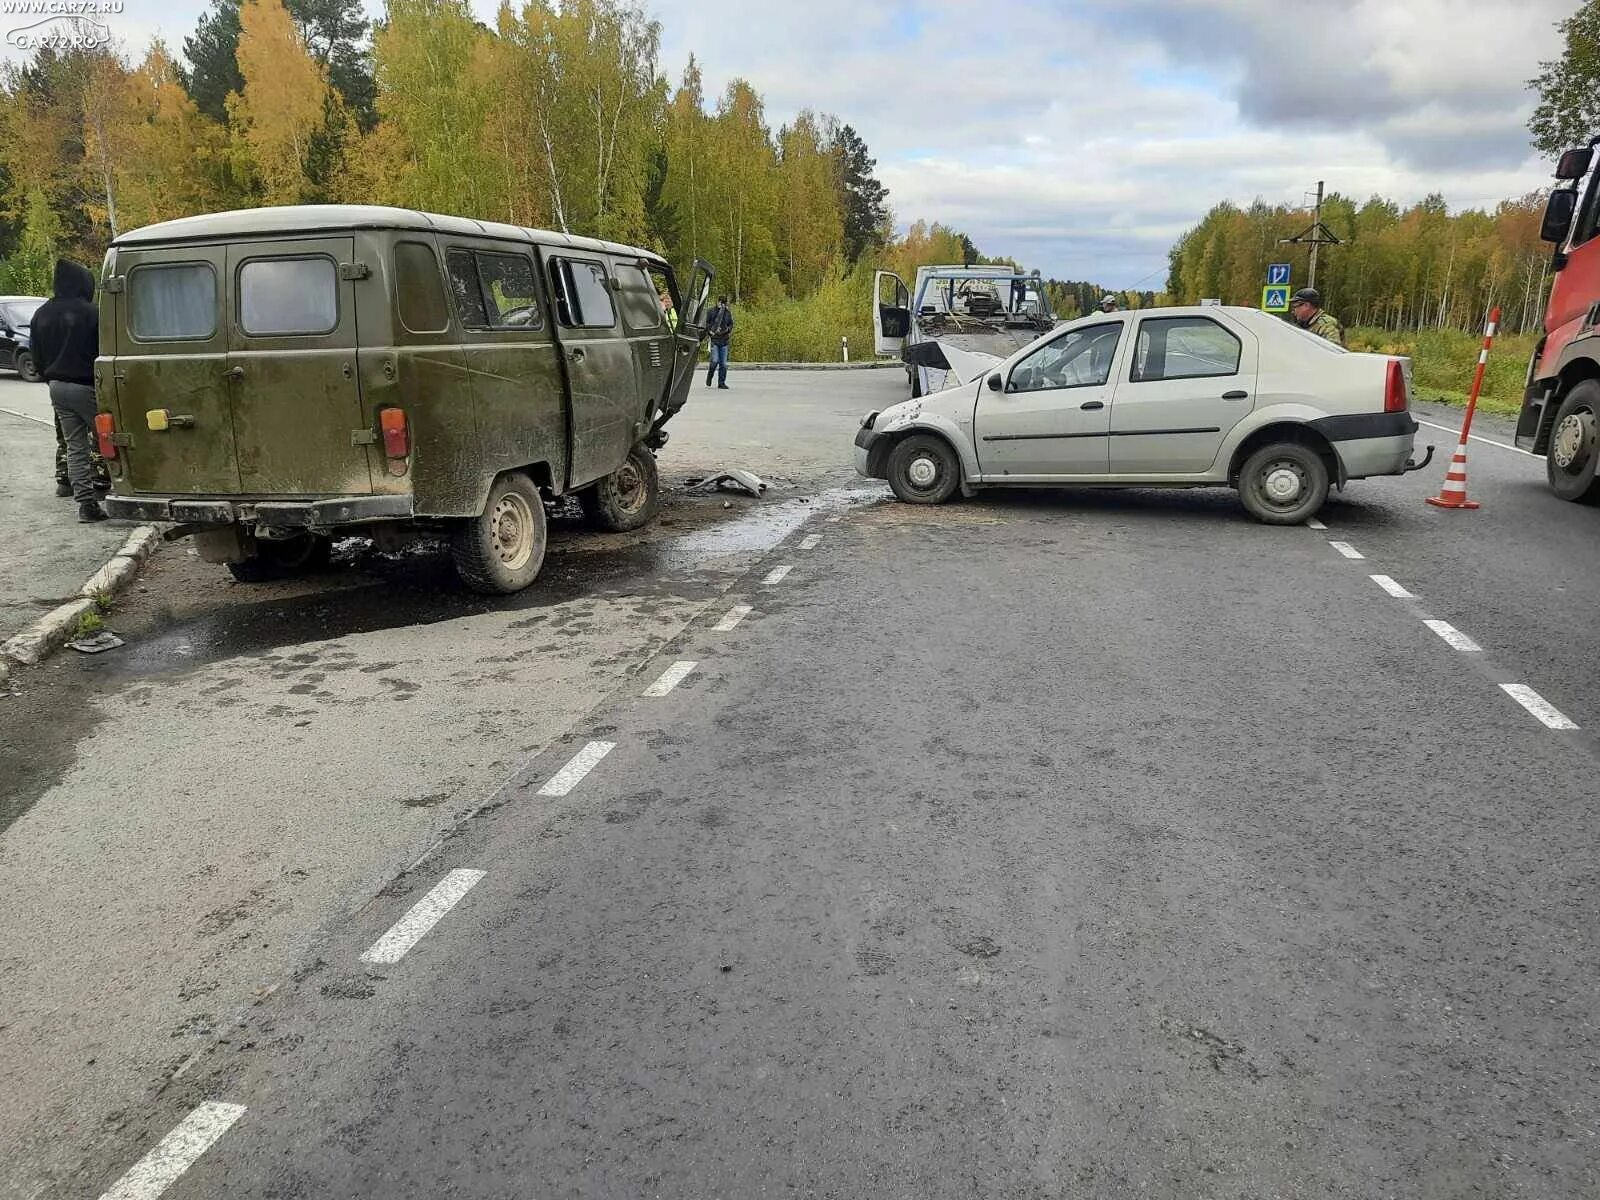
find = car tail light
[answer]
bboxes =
[1384,359,1408,413]
[94,411,117,459]
[379,408,408,458]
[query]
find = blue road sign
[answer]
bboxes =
[1262,285,1290,313]
[1267,263,1291,286]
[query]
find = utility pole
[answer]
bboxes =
[1278,179,1341,290]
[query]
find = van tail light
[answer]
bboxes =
[1384,359,1409,413]
[94,411,118,459]
[379,408,409,473]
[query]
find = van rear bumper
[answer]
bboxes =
[104,493,415,528]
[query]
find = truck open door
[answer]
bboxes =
[874,270,910,356]
[650,257,715,443]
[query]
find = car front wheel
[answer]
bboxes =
[1238,441,1329,525]
[15,350,39,383]
[886,433,960,504]
[1546,382,1600,504]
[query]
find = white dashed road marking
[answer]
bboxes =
[1370,574,1415,599]
[361,869,485,965]
[762,565,793,585]
[536,740,615,797]
[1328,541,1364,560]
[1500,684,1580,730]
[799,534,822,550]
[642,660,697,697]
[1423,619,1483,652]
[98,1101,246,1200]
[713,604,752,632]
[1305,517,1327,530]
[1416,418,1536,457]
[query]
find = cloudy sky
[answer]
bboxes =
[8,0,1578,285]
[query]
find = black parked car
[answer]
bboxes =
[0,295,45,382]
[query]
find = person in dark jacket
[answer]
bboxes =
[704,296,733,389]
[33,259,107,521]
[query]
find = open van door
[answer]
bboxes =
[874,270,910,356]
[651,257,714,442]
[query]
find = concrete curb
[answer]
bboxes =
[1,524,161,673]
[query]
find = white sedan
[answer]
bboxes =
[854,304,1433,524]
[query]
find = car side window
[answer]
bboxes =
[613,263,663,331]
[443,248,541,331]
[550,258,617,329]
[1130,317,1241,382]
[1009,323,1121,393]
[445,249,487,329]
[394,241,449,334]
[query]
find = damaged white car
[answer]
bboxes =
[873,264,1058,397]
[854,305,1436,525]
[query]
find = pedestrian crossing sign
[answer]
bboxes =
[1262,285,1290,313]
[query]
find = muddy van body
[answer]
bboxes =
[97,204,713,593]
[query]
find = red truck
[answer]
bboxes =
[1519,143,1600,501]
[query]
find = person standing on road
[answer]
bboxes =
[705,296,733,389]
[33,259,107,522]
[1290,287,1345,347]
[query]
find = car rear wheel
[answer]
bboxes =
[226,532,331,582]
[1238,441,1329,525]
[451,471,548,594]
[15,350,39,383]
[580,443,660,532]
[1546,382,1600,504]
[886,433,960,504]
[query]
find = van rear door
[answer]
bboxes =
[113,246,241,493]
[225,238,373,495]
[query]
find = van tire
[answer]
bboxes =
[581,444,660,532]
[226,532,330,582]
[451,471,548,594]
[1237,441,1329,524]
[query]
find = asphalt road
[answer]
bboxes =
[8,381,1600,1198]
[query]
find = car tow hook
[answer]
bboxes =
[1402,444,1436,474]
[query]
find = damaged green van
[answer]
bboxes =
[96,205,713,593]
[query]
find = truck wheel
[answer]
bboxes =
[15,350,39,383]
[1547,383,1600,503]
[1238,441,1329,525]
[886,433,960,504]
[580,443,659,532]
[451,471,548,594]
[225,533,331,582]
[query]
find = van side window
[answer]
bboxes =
[444,248,542,331]
[239,256,337,336]
[394,241,449,333]
[128,262,216,340]
[613,263,663,331]
[551,258,616,328]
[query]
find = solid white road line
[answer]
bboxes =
[98,1101,246,1200]
[762,565,793,585]
[713,604,752,632]
[0,405,50,426]
[1423,619,1483,652]
[1328,540,1365,560]
[1305,517,1327,530]
[642,660,697,697]
[1415,418,1536,458]
[1500,683,1580,730]
[536,740,615,797]
[1370,574,1415,599]
[360,868,485,965]
[799,534,822,550]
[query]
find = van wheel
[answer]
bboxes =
[1547,383,1600,503]
[15,350,39,383]
[451,471,548,594]
[887,433,960,504]
[581,444,659,532]
[1238,441,1329,524]
[226,533,330,582]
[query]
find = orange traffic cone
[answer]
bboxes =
[1425,442,1479,509]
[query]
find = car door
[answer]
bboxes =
[874,270,910,355]
[973,321,1124,478]
[547,254,635,489]
[1109,314,1257,474]
[226,238,373,495]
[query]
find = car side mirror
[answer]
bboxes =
[1542,187,1578,244]
[986,372,1003,391]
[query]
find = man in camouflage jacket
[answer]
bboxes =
[1290,287,1345,347]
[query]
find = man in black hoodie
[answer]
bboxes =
[32,259,106,522]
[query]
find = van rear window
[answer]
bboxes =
[239,257,337,336]
[129,263,216,340]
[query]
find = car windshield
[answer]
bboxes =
[915,275,1052,321]
[3,300,42,326]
